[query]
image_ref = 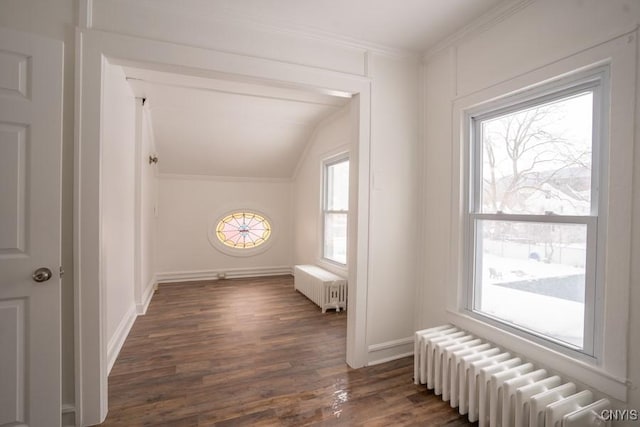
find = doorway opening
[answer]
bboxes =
[75,29,371,425]
[101,56,354,370]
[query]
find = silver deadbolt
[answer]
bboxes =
[32,267,52,283]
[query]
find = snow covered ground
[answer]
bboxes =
[478,254,585,347]
[482,253,584,284]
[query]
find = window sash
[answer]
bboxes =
[324,158,349,211]
[323,212,347,265]
[464,73,605,358]
[466,214,598,355]
[322,155,349,265]
[469,76,604,217]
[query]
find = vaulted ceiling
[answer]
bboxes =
[124,66,349,179]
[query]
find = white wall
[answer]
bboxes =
[419,0,640,412]
[293,106,351,272]
[156,177,293,279]
[101,61,137,369]
[0,1,76,421]
[292,52,421,366]
[419,48,455,330]
[134,103,158,313]
[366,53,419,363]
[87,0,421,370]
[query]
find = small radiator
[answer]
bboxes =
[414,325,611,427]
[294,265,347,313]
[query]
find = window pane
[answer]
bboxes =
[324,213,347,264]
[480,92,593,215]
[216,212,271,249]
[474,219,587,348]
[327,160,349,211]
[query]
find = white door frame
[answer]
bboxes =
[75,28,372,425]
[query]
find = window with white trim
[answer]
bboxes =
[466,70,607,357]
[323,155,349,265]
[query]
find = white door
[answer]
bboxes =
[0,27,63,427]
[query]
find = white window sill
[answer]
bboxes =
[317,259,348,278]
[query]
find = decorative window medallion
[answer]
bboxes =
[208,210,274,256]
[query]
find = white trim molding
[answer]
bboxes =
[422,0,535,62]
[367,336,414,366]
[78,0,93,29]
[136,277,157,315]
[61,403,76,427]
[106,304,137,375]
[217,12,419,61]
[156,266,293,283]
[158,173,292,183]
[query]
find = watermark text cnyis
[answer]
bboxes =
[600,409,639,422]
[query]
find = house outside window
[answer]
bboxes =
[465,69,607,357]
[323,155,349,265]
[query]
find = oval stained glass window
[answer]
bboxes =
[215,212,272,249]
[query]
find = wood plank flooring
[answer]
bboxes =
[100,275,473,426]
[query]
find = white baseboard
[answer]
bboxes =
[367,336,414,366]
[107,304,137,374]
[62,403,75,427]
[368,351,414,366]
[156,266,293,283]
[136,276,157,315]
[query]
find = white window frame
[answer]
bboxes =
[464,69,608,361]
[448,34,635,402]
[322,154,349,266]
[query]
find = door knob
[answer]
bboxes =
[32,267,52,283]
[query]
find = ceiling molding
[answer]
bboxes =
[422,0,535,62]
[125,77,347,108]
[158,173,292,183]
[117,60,355,99]
[184,6,421,61]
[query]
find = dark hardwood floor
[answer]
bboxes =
[100,275,473,426]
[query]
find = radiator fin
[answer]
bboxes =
[414,325,611,427]
[293,265,347,313]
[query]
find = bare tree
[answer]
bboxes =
[481,105,591,215]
